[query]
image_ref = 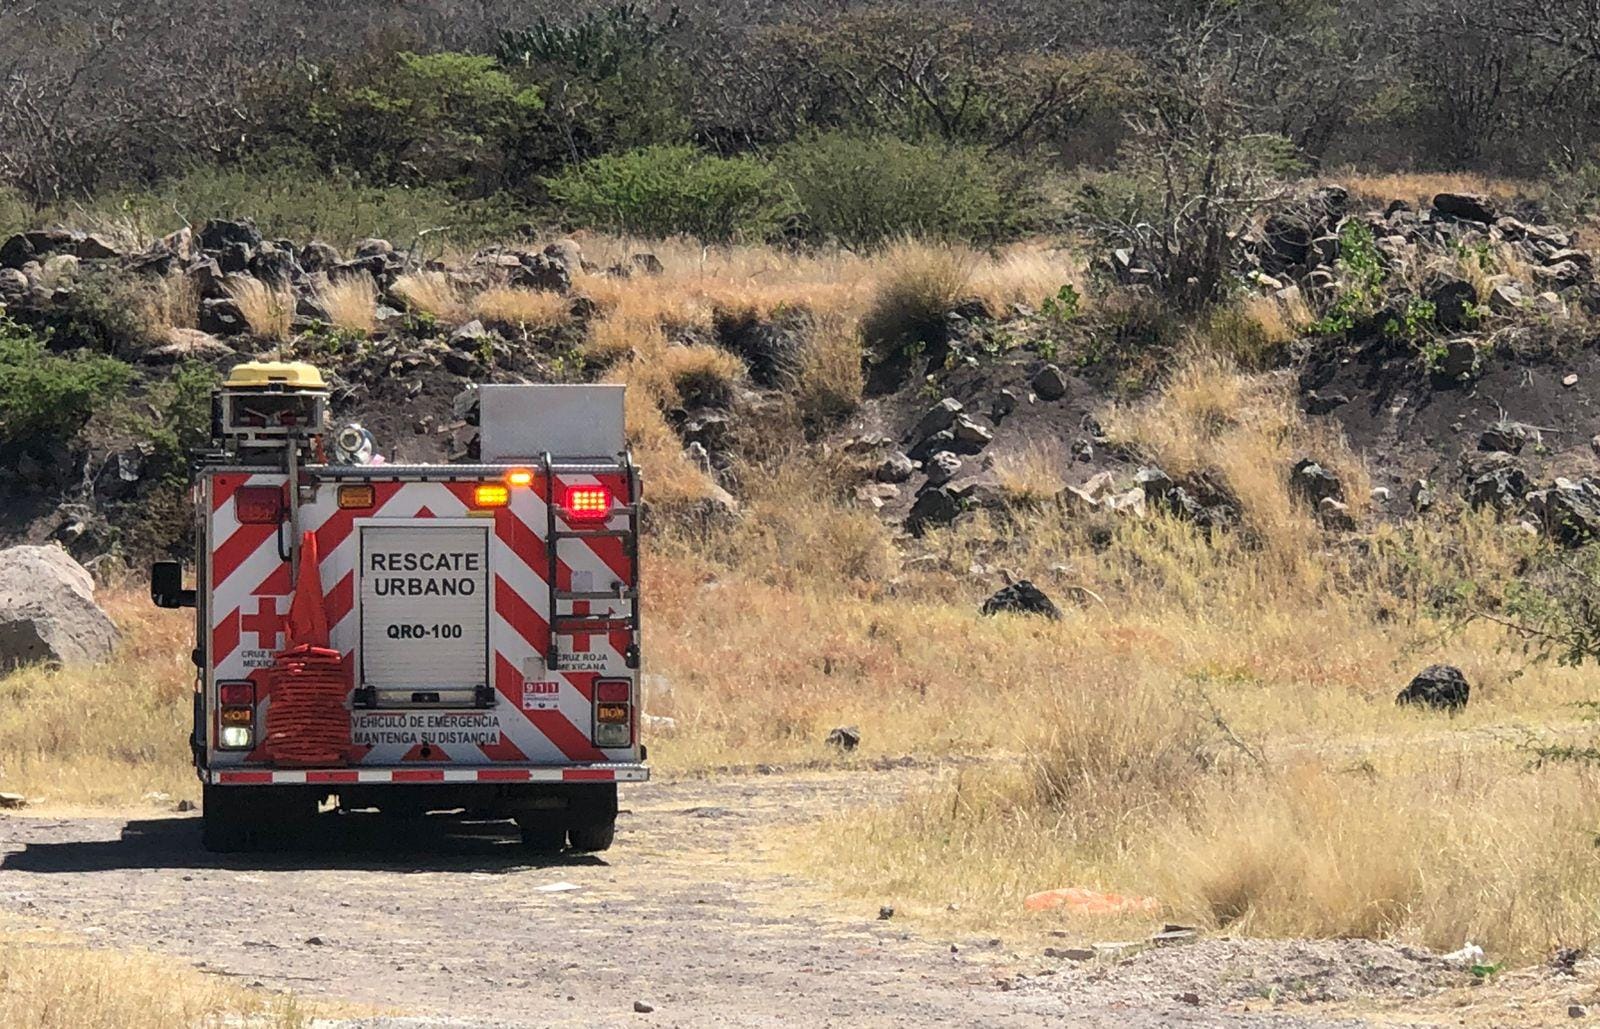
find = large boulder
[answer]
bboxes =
[1290,459,1344,508]
[980,580,1062,620]
[1433,193,1498,224]
[1527,477,1600,547]
[1396,664,1469,712]
[198,218,263,252]
[0,546,118,667]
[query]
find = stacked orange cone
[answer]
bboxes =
[262,644,351,766]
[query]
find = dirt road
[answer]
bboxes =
[0,769,1420,1027]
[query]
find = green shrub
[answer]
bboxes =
[545,144,796,241]
[85,163,525,249]
[774,133,1033,247]
[267,51,543,188]
[143,362,220,478]
[0,315,133,448]
[498,4,691,161]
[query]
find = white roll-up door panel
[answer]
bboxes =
[359,524,490,689]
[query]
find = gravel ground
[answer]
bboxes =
[0,768,1508,1027]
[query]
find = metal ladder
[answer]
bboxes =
[541,452,641,672]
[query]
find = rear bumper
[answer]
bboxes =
[205,763,649,786]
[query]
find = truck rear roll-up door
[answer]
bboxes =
[359,522,490,705]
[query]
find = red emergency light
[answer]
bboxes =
[234,486,284,524]
[564,485,611,522]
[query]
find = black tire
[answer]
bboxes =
[517,823,567,852]
[567,819,616,853]
[201,783,251,852]
[202,784,314,852]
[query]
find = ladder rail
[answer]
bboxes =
[542,450,642,672]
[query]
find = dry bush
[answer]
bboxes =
[794,312,865,425]
[661,344,745,408]
[472,287,571,331]
[392,271,465,324]
[0,923,309,1028]
[992,440,1068,507]
[137,272,199,333]
[1029,681,1218,845]
[316,274,377,336]
[860,239,974,347]
[225,276,293,340]
[1192,294,1312,370]
[718,455,897,589]
[1143,758,1600,960]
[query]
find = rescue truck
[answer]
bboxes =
[150,361,647,852]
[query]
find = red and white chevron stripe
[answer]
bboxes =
[205,469,640,777]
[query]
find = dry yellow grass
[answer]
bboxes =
[393,270,465,324]
[226,276,293,340]
[860,239,974,346]
[992,439,1068,506]
[1337,170,1533,206]
[138,272,200,333]
[472,287,572,330]
[1104,354,1369,578]
[0,590,196,807]
[966,243,1089,317]
[0,919,311,1028]
[17,232,1597,977]
[316,273,377,336]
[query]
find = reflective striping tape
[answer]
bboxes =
[208,765,648,785]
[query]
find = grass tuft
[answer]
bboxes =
[316,274,377,336]
[225,277,293,341]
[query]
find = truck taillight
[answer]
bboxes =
[564,485,611,521]
[217,680,256,750]
[594,678,632,747]
[234,486,284,524]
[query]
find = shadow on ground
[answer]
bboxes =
[0,812,608,874]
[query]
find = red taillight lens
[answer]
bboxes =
[234,486,284,524]
[564,485,611,521]
[596,679,631,703]
[218,682,255,705]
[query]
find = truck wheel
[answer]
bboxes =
[201,783,251,852]
[517,823,567,853]
[567,819,616,853]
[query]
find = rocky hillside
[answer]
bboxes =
[3,180,1600,566]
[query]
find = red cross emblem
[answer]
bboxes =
[241,596,286,650]
[569,601,593,651]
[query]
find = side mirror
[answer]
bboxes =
[151,561,197,609]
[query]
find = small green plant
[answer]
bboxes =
[1041,283,1082,323]
[1418,337,1453,374]
[1312,222,1387,335]
[1385,297,1437,344]
[1036,336,1061,362]
[405,309,441,336]
[477,336,496,368]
